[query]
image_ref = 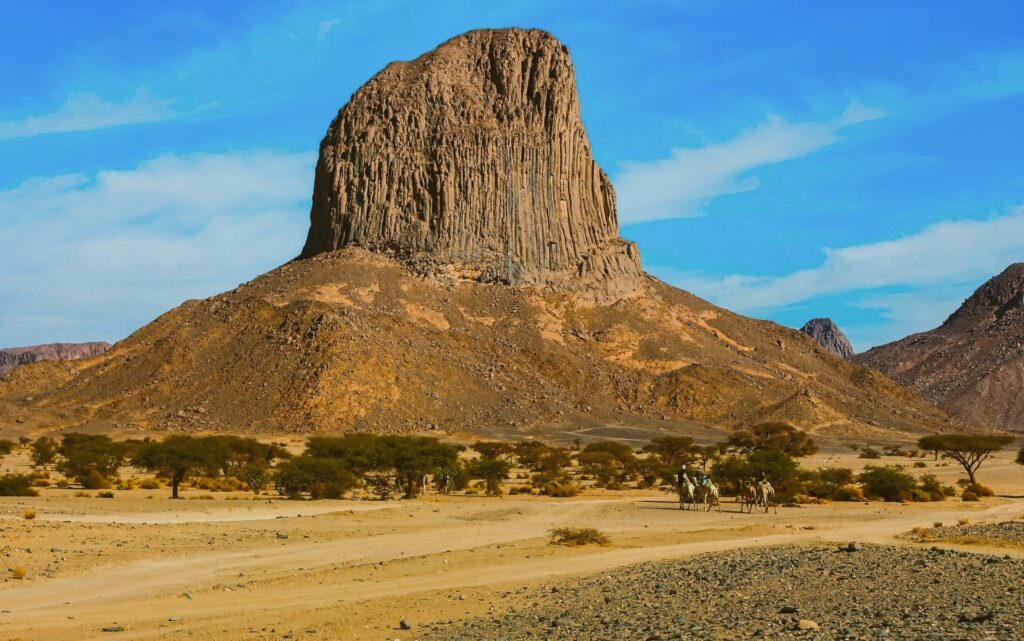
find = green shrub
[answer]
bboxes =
[97,490,115,499]
[0,474,38,497]
[275,457,357,499]
[857,465,917,501]
[918,474,949,501]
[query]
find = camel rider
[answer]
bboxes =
[695,470,710,487]
[758,471,770,487]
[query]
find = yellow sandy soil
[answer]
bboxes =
[1,449,1022,641]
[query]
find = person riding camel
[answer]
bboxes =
[695,470,710,487]
[758,472,771,488]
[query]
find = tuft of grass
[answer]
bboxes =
[11,566,27,579]
[97,491,115,499]
[957,518,970,526]
[22,509,36,520]
[549,527,610,547]
[933,522,943,528]
[73,491,91,498]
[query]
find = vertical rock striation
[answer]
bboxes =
[300,28,643,299]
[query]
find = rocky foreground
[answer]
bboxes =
[420,544,1023,640]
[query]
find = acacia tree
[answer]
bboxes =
[917,434,1015,485]
[725,423,818,457]
[30,436,58,468]
[58,433,132,488]
[133,435,228,499]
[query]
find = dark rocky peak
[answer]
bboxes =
[800,318,855,359]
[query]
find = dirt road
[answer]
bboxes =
[2,489,1023,641]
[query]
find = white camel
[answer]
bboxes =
[758,479,777,514]
[677,471,697,510]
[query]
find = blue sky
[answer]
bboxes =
[2,1,1024,351]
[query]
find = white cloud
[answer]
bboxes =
[0,150,315,346]
[0,88,176,141]
[614,102,886,225]
[669,207,1024,312]
[318,18,340,39]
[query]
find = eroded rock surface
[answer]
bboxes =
[300,29,643,300]
[800,318,854,359]
[855,263,1024,431]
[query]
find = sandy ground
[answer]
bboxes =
[1,447,1022,641]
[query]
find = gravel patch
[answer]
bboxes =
[420,544,1023,640]
[908,520,1024,548]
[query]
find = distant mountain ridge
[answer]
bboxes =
[0,342,111,375]
[854,263,1024,432]
[800,318,854,359]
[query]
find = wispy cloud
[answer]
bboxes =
[0,150,315,346]
[0,88,176,141]
[614,103,886,225]
[663,206,1024,313]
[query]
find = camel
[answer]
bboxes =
[738,478,759,513]
[758,479,777,514]
[698,478,721,512]
[677,471,697,510]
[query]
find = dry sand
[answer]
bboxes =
[1,447,1023,641]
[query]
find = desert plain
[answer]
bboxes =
[2,434,1022,641]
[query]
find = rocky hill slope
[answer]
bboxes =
[854,263,1024,432]
[0,342,110,376]
[0,29,964,438]
[800,318,854,359]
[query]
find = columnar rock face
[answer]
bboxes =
[854,263,1024,431]
[0,342,110,376]
[800,318,855,359]
[300,29,643,298]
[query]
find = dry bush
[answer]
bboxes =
[97,491,115,499]
[10,566,27,580]
[961,491,979,502]
[962,482,994,497]
[139,478,161,490]
[958,518,970,526]
[538,482,581,497]
[73,491,91,497]
[21,509,36,520]
[834,484,864,501]
[549,527,610,546]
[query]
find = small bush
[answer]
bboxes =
[834,484,864,501]
[73,491,91,498]
[11,566,27,580]
[139,478,161,490]
[962,482,994,497]
[958,518,970,526]
[539,482,581,497]
[961,491,979,502]
[858,466,917,502]
[0,474,39,497]
[97,491,115,499]
[913,461,927,468]
[22,509,37,520]
[549,527,610,546]
[859,447,882,459]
